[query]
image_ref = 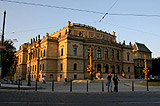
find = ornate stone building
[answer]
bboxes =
[133,42,152,78]
[15,21,138,82]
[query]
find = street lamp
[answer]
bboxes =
[87,46,95,80]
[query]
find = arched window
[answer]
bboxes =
[127,53,130,61]
[61,63,63,70]
[117,50,119,60]
[79,31,81,36]
[104,48,108,58]
[97,47,101,58]
[111,49,114,59]
[74,63,77,70]
[43,49,45,57]
[105,64,108,73]
[61,48,63,56]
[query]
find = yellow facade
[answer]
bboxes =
[15,21,137,82]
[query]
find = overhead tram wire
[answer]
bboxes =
[1,0,160,18]
[99,0,119,22]
[102,22,160,37]
[0,0,104,14]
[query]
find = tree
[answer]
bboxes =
[1,39,16,78]
[152,57,160,76]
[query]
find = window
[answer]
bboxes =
[117,50,119,60]
[33,65,34,71]
[104,48,108,58]
[111,49,114,59]
[60,74,62,78]
[74,63,77,70]
[43,64,44,71]
[61,63,63,70]
[73,47,77,56]
[74,74,77,79]
[127,53,130,61]
[43,49,45,57]
[128,67,130,72]
[35,65,36,71]
[79,31,81,36]
[97,47,101,58]
[61,48,63,56]
[50,74,53,78]
[28,67,29,72]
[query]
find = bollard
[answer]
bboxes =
[132,81,134,91]
[70,80,72,92]
[147,79,149,91]
[52,80,54,92]
[18,79,20,90]
[87,79,88,92]
[102,80,104,92]
[35,79,37,91]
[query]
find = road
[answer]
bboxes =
[0,90,160,106]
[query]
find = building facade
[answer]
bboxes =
[15,21,147,82]
[133,42,152,78]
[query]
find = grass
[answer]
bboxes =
[136,82,160,86]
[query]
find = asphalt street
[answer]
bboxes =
[0,90,160,106]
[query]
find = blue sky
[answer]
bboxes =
[0,0,160,58]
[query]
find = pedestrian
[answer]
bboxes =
[42,76,46,84]
[113,73,120,92]
[106,71,113,92]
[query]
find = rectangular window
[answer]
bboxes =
[73,48,77,56]
[74,74,77,79]
[61,48,63,56]
[35,65,36,71]
[128,67,130,72]
[60,74,62,78]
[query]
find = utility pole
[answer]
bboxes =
[0,11,6,87]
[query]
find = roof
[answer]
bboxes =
[135,42,151,53]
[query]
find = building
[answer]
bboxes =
[133,42,152,78]
[15,21,141,82]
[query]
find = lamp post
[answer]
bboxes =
[0,11,6,87]
[87,46,95,80]
[143,55,149,80]
[36,35,41,82]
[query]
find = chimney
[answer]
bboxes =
[31,39,32,44]
[33,38,35,42]
[38,35,40,40]
[67,21,71,26]
[112,31,115,36]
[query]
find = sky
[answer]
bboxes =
[0,0,160,58]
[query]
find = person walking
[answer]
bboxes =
[106,71,113,92]
[113,73,120,92]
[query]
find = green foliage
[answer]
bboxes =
[2,39,16,78]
